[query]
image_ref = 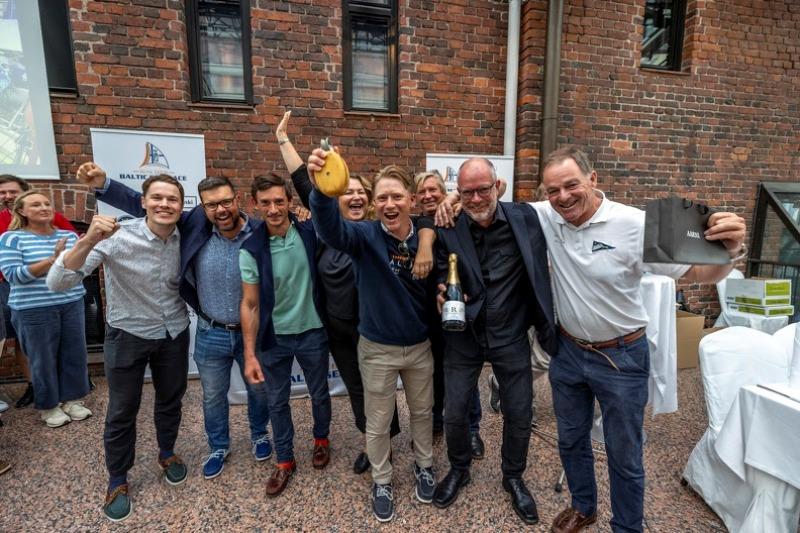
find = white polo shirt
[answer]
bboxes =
[531,192,690,342]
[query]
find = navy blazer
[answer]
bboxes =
[96,180,279,351]
[435,201,558,356]
[239,213,326,352]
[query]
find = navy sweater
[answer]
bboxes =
[310,189,430,346]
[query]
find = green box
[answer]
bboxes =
[727,295,792,306]
[727,303,795,317]
[726,278,792,301]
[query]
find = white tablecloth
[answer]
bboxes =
[715,384,800,532]
[722,310,788,335]
[640,274,678,415]
[716,384,800,488]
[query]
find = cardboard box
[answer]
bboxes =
[726,278,792,300]
[676,310,706,369]
[726,295,792,306]
[727,302,794,317]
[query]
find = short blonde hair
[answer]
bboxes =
[372,165,413,193]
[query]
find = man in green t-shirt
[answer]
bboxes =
[240,173,331,498]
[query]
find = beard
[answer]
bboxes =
[463,198,497,224]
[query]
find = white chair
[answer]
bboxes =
[713,269,744,327]
[772,322,797,361]
[682,327,791,532]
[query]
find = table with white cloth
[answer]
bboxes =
[640,273,678,415]
[721,310,789,335]
[715,384,800,532]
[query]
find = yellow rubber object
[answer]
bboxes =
[314,138,349,196]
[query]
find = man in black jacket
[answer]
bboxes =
[432,157,557,525]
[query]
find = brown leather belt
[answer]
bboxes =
[559,326,646,351]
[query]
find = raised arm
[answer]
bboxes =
[307,147,366,254]
[47,215,117,291]
[76,161,146,218]
[276,110,305,174]
[681,211,747,284]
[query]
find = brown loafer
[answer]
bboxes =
[265,461,296,497]
[312,440,330,469]
[551,507,597,533]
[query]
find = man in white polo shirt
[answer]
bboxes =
[534,146,745,533]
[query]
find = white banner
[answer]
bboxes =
[0,0,59,180]
[425,153,515,202]
[90,128,206,377]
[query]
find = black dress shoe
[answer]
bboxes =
[470,432,485,460]
[15,382,34,408]
[432,469,470,508]
[353,452,370,474]
[502,478,539,525]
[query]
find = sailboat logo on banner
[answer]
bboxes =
[140,142,170,169]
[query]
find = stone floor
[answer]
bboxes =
[0,367,729,532]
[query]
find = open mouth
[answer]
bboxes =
[383,212,399,222]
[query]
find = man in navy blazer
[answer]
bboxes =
[431,157,557,525]
[75,162,273,481]
[239,173,331,498]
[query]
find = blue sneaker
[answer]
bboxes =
[252,435,273,462]
[202,449,229,479]
[371,483,394,522]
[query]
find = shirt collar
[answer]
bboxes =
[269,221,295,241]
[140,217,179,242]
[380,220,415,242]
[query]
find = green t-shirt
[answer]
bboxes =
[239,225,322,335]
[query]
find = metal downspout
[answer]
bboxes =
[539,0,564,178]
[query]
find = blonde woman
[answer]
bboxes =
[0,191,90,427]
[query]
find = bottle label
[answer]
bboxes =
[442,300,465,321]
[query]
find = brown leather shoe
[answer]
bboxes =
[551,507,597,533]
[265,461,296,497]
[312,440,330,469]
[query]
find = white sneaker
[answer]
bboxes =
[62,401,92,421]
[41,407,71,428]
[0,400,9,413]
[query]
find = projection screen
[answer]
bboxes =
[0,0,59,180]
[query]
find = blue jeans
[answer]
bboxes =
[262,327,331,463]
[549,333,650,533]
[11,299,88,410]
[193,318,270,451]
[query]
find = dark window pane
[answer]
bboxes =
[351,19,389,110]
[198,0,244,101]
[37,0,77,92]
[641,0,683,69]
[352,0,391,6]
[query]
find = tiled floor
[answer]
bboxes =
[0,367,729,532]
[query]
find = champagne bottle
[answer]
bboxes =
[442,253,466,331]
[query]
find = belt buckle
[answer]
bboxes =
[224,323,239,331]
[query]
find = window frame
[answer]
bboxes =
[342,0,399,114]
[185,0,253,105]
[640,0,687,71]
[37,0,78,94]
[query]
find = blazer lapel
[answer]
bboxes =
[504,202,536,281]
[455,214,483,286]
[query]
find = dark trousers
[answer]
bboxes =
[549,334,649,533]
[433,329,481,432]
[103,326,189,477]
[327,315,400,437]
[444,336,532,478]
[263,327,331,463]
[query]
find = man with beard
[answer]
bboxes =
[74,163,273,481]
[431,158,557,525]
[0,175,77,409]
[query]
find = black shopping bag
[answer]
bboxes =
[643,197,731,265]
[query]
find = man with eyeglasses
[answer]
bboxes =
[430,157,557,525]
[239,173,332,498]
[307,154,438,523]
[75,163,273,481]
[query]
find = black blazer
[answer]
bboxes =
[435,201,558,356]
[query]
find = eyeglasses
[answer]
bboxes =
[202,198,235,212]
[458,185,494,199]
